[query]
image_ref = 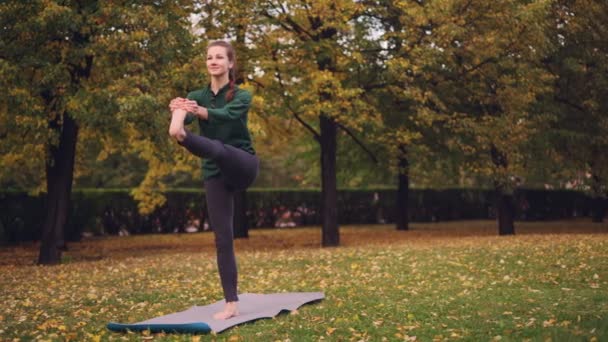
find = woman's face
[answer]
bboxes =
[206,46,233,77]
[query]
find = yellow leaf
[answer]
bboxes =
[326,327,336,335]
[543,319,556,327]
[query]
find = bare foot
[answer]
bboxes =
[169,108,187,142]
[213,301,239,320]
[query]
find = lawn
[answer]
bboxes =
[1,219,607,341]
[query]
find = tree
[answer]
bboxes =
[0,1,196,264]
[545,0,608,222]
[253,0,378,246]
[397,0,555,234]
[360,0,440,231]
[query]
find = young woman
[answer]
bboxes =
[168,40,259,320]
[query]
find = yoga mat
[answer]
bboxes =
[107,292,324,334]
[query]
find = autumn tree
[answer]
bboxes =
[544,0,608,222]
[253,0,378,246]
[0,1,197,264]
[359,0,444,231]
[391,0,555,234]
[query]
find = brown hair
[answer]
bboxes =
[208,40,237,102]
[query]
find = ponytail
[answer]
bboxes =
[226,67,236,102]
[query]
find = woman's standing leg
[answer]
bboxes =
[170,108,256,319]
[204,177,240,319]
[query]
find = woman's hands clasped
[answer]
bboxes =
[169,97,208,119]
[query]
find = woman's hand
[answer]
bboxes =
[169,97,189,112]
[182,99,209,120]
[169,98,208,119]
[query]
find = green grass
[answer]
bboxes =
[1,220,607,341]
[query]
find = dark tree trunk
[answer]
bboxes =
[314,25,340,247]
[320,115,339,247]
[490,144,515,235]
[233,190,249,238]
[38,113,78,265]
[590,173,606,223]
[495,186,515,235]
[233,22,251,238]
[396,145,409,231]
[591,197,606,223]
[37,14,90,263]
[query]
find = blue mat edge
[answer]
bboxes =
[107,322,211,334]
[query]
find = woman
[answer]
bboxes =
[168,40,259,320]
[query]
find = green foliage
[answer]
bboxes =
[251,0,380,142]
[376,0,556,192]
[540,0,608,197]
[0,1,201,212]
[1,0,607,212]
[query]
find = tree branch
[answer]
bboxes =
[246,77,266,89]
[292,111,320,142]
[362,83,388,91]
[262,2,314,41]
[554,96,587,114]
[271,52,321,141]
[19,127,31,140]
[459,56,498,76]
[336,122,378,164]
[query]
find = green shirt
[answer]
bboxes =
[184,83,256,180]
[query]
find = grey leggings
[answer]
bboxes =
[179,129,259,302]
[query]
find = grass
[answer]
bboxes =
[1,219,607,341]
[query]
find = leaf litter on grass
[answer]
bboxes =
[0,220,607,341]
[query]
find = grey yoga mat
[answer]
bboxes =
[107,292,325,334]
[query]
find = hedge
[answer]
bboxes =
[0,188,602,244]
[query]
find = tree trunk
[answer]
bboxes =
[591,197,606,223]
[396,145,409,231]
[320,115,339,247]
[233,190,249,238]
[233,21,251,237]
[490,144,515,235]
[590,173,606,223]
[38,112,78,265]
[494,184,515,235]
